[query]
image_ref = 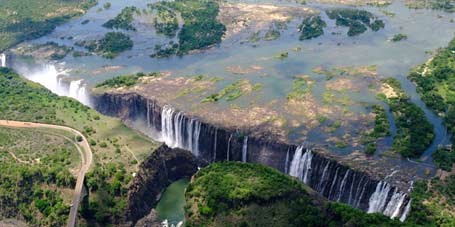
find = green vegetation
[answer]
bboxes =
[287,77,313,101]
[95,72,161,89]
[0,68,158,225]
[406,0,455,12]
[392,33,408,42]
[407,177,455,226]
[203,80,247,103]
[83,32,133,58]
[264,29,281,41]
[408,37,455,145]
[362,104,391,155]
[0,127,78,226]
[103,6,138,31]
[299,16,326,40]
[382,78,434,158]
[185,162,405,226]
[103,2,111,10]
[149,3,179,38]
[0,0,97,52]
[326,9,384,36]
[275,52,289,60]
[152,0,226,56]
[432,147,455,171]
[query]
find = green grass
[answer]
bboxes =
[0,0,97,52]
[287,77,313,101]
[203,80,247,103]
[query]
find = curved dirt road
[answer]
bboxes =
[0,120,92,227]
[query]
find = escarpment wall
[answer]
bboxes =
[123,144,199,225]
[94,92,412,222]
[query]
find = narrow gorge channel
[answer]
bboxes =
[94,92,413,222]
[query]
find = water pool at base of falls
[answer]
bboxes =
[156,178,190,226]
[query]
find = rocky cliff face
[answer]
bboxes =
[94,92,412,221]
[123,144,199,226]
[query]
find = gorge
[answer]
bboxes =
[93,92,412,221]
[4,0,455,225]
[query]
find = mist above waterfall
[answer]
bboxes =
[14,61,91,106]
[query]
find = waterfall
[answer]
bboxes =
[147,100,151,128]
[160,105,201,156]
[337,170,350,202]
[192,120,201,156]
[383,189,407,218]
[289,146,313,184]
[399,199,411,222]
[368,181,392,213]
[0,53,6,67]
[68,79,91,106]
[327,167,339,200]
[227,134,232,161]
[318,161,331,192]
[242,136,248,162]
[18,63,91,106]
[161,105,176,147]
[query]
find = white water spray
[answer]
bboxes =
[289,146,313,184]
[368,181,392,214]
[0,53,6,67]
[399,199,412,222]
[160,105,202,156]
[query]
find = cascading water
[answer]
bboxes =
[383,189,407,218]
[368,181,393,214]
[289,146,313,184]
[284,148,290,174]
[0,53,6,67]
[68,79,91,106]
[242,136,248,163]
[160,105,201,156]
[96,96,416,221]
[18,63,91,106]
[286,145,411,221]
[399,199,412,222]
